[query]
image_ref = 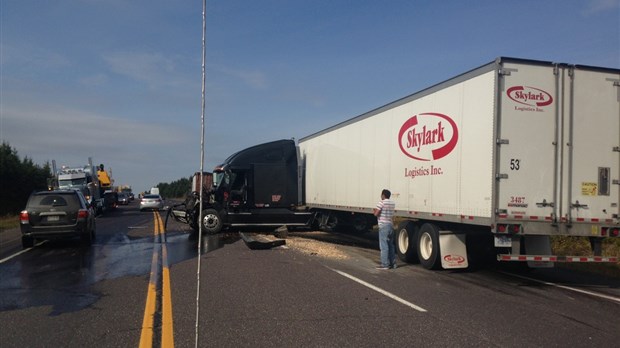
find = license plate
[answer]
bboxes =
[494,235,512,247]
[47,216,60,222]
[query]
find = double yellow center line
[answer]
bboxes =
[140,211,174,348]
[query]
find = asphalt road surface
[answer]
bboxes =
[1,202,619,347]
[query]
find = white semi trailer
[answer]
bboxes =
[299,57,619,269]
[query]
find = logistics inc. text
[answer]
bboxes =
[404,166,444,179]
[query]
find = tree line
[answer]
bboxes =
[0,142,51,215]
[155,177,191,199]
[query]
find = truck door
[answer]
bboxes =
[252,163,295,207]
[563,67,620,226]
[497,62,559,223]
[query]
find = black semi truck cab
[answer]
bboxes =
[172,139,314,234]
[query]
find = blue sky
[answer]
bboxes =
[1,0,618,194]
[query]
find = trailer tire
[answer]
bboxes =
[201,208,223,235]
[396,221,419,263]
[417,223,441,270]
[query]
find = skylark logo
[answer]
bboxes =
[507,86,553,107]
[398,113,459,161]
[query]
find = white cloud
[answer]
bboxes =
[219,66,269,90]
[0,42,69,70]
[78,73,109,86]
[1,103,188,158]
[102,51,187,89]
[583,0,620,14]
[0,102,201,193]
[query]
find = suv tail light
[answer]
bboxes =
[77,209,89,219]
[20,210,29,224]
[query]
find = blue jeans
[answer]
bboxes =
[379,223,395,267]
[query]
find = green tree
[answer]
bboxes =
[0,142,51,215]
[156,177,191,199]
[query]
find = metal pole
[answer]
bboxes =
[195,0,207,347]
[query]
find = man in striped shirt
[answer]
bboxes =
[373,189,396,270]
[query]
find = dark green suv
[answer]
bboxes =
[19,190,96,248]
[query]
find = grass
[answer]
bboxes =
[0,214,19,231]
[551,236,620,278]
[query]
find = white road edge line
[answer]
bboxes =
[0,241,47,264]
[501,271,620,304]
[330,268,427,312]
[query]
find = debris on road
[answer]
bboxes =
[286,235,350,260]
[240,232,286,250]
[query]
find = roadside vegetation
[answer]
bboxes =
[0,215,20,231]
[551,236,620,277]
[0,142,51,216]
[153,177,191,199]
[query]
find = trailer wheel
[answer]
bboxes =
[417,223,441,269]
[396,221,419,263]
[201,208,222,235]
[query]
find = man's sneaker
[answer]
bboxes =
[375,265,390,270]
[390,264,397,269]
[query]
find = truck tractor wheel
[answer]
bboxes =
[309,214,320,231]
[201,208,223,235]
[319,212,339,232]
[396,221,419,263]
[22,236,34,249]
[417,223,441,270]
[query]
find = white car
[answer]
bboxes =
[140,194,164,211]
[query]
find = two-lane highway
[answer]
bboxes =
[1,203,619,347]
[0,204,182,347]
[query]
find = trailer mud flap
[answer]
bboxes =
[524,235,554,268]
[439,232,468,269]
[240,232,286,250]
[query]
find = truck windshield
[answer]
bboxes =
[213,171,226,188]
[58,178,87,188]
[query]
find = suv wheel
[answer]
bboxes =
[81,229,93,246]
[22,236,34,249]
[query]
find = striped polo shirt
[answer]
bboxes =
[376,199,395,225]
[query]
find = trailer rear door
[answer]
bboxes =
[564,67,620,226]
[497,62,559,222]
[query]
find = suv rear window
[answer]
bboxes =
[28,193,82,210]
